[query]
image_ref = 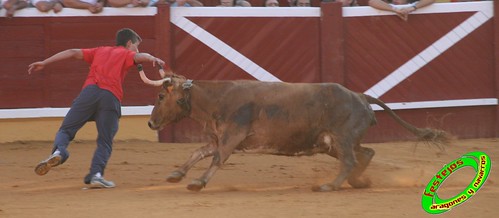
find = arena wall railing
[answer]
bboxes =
[0,1,497,143]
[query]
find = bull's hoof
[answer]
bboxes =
[187,179,206,192]
[166,171,185,183]
[348,177,371,189]
[311,184,340,192]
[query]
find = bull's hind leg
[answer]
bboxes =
[313,138,356,192]
[166,142,216,183]
[348,146,375,189]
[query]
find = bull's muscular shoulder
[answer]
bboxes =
[230,102,255,126]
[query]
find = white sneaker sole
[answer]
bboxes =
[34,155,61,176]
[90,180,115,188]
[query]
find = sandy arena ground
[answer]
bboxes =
[0,118,498,218]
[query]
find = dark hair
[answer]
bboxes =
[115,28,142,47]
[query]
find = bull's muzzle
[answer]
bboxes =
[148,120,160,130]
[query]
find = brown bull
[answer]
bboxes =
[145,74,451,192]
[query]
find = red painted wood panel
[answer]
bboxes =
[495,0,499,137]
[48,17,156,40]
[0,4,497,143]
[344,13,473,93]
[364,106,497,142]
[0,15,160,108]
[177,17,321,82]
[383,20,495,102]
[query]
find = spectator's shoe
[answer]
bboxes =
[84,173,93,185]
[34,154,62,175]
[90,176,116,188]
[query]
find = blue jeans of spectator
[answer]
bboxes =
[52,85,121,177]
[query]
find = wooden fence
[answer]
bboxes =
[0,1,497,143]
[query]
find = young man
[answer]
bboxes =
[28,28,166,188]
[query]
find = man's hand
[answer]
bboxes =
[391,7,406,21]
[28,61,45,74]
[152,57,165,69]
[396,6,417,21]
[89,2,103,14]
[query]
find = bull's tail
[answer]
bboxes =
[364,94,452,150]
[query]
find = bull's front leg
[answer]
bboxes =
[187,130,248,192]
[166,142,216,183]
[186,151,223,191]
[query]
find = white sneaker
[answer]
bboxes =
[34,154,62,175]
[90,176,116,188]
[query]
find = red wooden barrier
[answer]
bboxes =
[495,0,499,137]
[0,2,497,143]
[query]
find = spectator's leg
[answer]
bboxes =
[53,0,63,12]
[52,86,101,163]
[88,90,120,177]
[5,0,28,17]
[35,1,53,12]
[106,0,131,7]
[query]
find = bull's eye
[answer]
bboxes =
[158,93,165,101]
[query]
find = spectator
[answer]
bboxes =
[264,0,279,6]
[335,0,358,6]
[237,0,250,6]
[368,0,435,21]
[61,0,103,13]
[218,0,251,6]
[107,0,149,7]
[218,0,231,6]
[392,0,408,4]
[295,0,310,6]
[2,0,29,17]
[164,0,203,6]
[32,0,63,13]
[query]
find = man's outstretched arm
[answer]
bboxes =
[28,49,83,74]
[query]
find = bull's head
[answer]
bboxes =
[138,65,192,130]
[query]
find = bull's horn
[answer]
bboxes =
[158,65,174,78]
[138,64,171,86]
[158,64,166,78]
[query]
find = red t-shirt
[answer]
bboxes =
[82,46,136,102]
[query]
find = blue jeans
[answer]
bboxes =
[52,85,121,178]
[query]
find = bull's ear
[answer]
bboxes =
[167,85,174,93]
